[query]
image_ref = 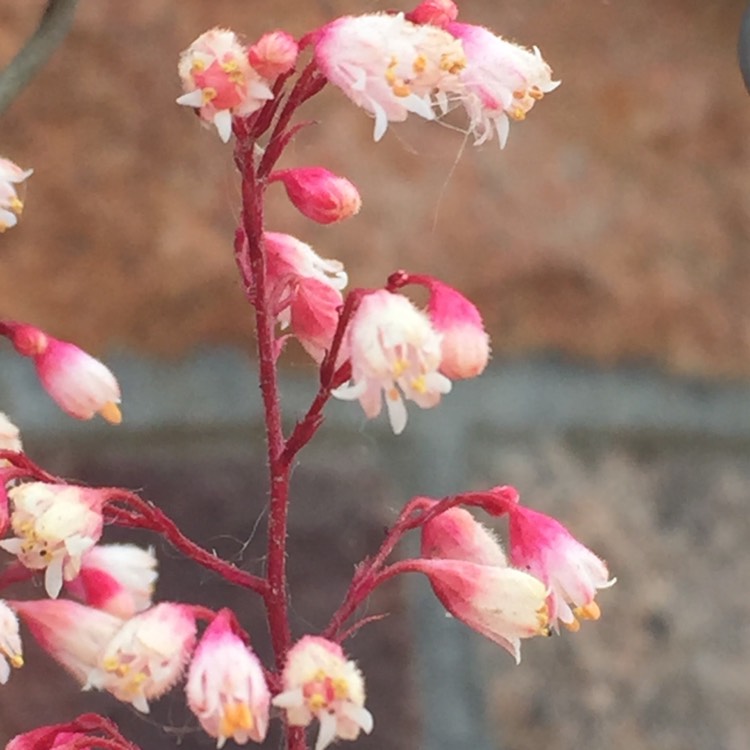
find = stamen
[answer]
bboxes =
[100,402,122,425]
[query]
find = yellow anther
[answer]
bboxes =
[129,671,146,686]
[387,387,400,401]
[100,402,122,425]
[563,618,581,633]
[307,692,328,711]
[509,108,526,122]
[221,701,254,734]
[530,87,544,101]
[410,375,427,394]
[441,52,466,74]
[392,83,411,97]
[333,677,350,700]
[9,654,23,668]
[575,601,601,621]
[536,603,550,632]
[202,87,218,104]
[102,656,120,673]
[385,58,398,85]
[413,54,427,74]
[512,90,525,99]
[191,60,206,73]
[9,197,23,215]
[392,359,409,378]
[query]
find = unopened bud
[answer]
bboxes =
[406,0,459,28]
[272,167,362,224]
[249,30,299,79]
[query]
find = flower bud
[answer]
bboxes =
[248,30,299,79]
[6,726,88,750]
[272,167,361,225]
[406,0,459,29]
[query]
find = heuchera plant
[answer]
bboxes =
[0,3,614,749]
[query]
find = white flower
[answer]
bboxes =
[0,601,22,683]
[0,157,32,231]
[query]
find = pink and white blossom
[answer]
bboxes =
[248,31,299,80]
[272,636,373,750]
[0,158,32,232]
[90,603,197,713]
[4,323,121,424]
[186,609,270,747]
[0,600,23,683]
[271,167,362,225]
[445,22,559,147]
[177,28,274,142]
[12,599,122,684]
[312,13,466,141]
[507,503,615,632]
[66,544,158,619]
[0,482,106,598]
[333,290,451,434]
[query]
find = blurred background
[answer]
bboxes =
[1,1,749,749]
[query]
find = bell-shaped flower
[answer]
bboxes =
[0,482,106,598]
[507,503,615,632]
[177,28,274,142]
[333,290,451,434]
[311,13,466,141]
[406,0,459,29]
[65,544,158,619]
[270,167,362,225]
[0,157,32,232]
[444,22,559,147]
[186,609,270,747]
[3,322,121,424]
[272,636,373,750]
[90,603,197,713]
[12,599,122,684]
[248,31,299,80]
[0,600,23,683]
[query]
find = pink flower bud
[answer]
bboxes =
[0,600,23,683]
[186,609,270,746]
[508,503,615,632]
[66,544,158,619]
[6,726,88,750]
[406,0,459,29]
[273,636,373,750]
[271,167,361,225]
[3,323,121,424]
[0,157,32,232]
[423,279,490,379]
[248,30,299,80]
[0,482,107,598]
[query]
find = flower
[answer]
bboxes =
[0,412,22,454]
[288,276,345,364]
[406,0,459,29]
[186,609,270,747]
[248,31,299,80]
[272,636,373,750]
[0,600,23,683]
[311,13,466,141]
[12,599,122,684]
[0,158,32,232]
[177,28,274,142]
[65,544,158,619]
[507,503,615,632]
[333,290,452,434]
[409,557,549,663]
[6,727,88,750]
[422,278,490,379]
[445,22,559,147]
[0,482,106,598]
[90,603,197,713]
[271,167,362,225]
[4,323,121,424]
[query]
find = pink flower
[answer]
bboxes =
[177,28,274,142]
[406,0,459,29]
[270,167,362,225]
[0,482,106,598]
[186,609,270,747]
[289,277,345,364]
[248,31,299,80]
[312,13,466,141]
[0,600,23,683]
[422,278,490,379]
[65,544,158,619]
[0,157,32,232]
[508,503,615,632]
[12,599,122,684]
[6,727,89,750]
[4,323,121,424]
[333,290,451,434]
[445,22,559,147]
[272,636,373,750]
[91,603,197,713]
[409,557,549,663]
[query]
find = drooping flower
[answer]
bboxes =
[90,603,197,713]
[409,557,549,663]
[311,13,466,141]
[270,167,362,225]
[507,503,615,632]
[177,28,274,142]
[272,636,373,750]
[3,322,121,424]
[445,22,559,147]
[333,290,452,434]
[12,599,122,684]
[406,0,459,29]
[0,482,106,598]
[65,544,158,620]
[0,600,23,684]
[248,30,299,80]
[186,609,270,747]
[0,158,32,232]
